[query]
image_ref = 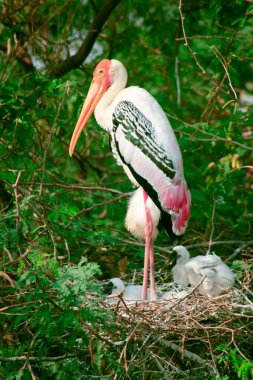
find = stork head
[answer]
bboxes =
[107,278,125,293]
[69,59,111,156]
[69,59,127,156]
[173,245,190,263]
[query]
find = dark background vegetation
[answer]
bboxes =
[0,0,252,378]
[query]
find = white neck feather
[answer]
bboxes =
[94,59,128,132]
[173,246,190,264]
[110,278,125,292]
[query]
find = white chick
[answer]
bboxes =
[106,278,152,303]
[172,246,235,297]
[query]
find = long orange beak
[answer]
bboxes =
[69,79,107,157]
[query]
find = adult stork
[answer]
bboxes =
[69,59,191,301]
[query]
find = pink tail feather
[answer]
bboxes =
[161,179,191,236]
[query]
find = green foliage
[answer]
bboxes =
[0,257,121,379]
[232,259,252,281]
[217,345,253,380]
[0,0,252,378]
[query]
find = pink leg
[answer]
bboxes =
[142,235,149,300]
[149,237,156,301]
[142,189,156,301]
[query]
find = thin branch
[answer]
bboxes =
[168,114,253,151]
[64,239,71,262]
[210,45,238,100]
[27,363,36,380]
[39,81,70,198]
[0,354,76,362]
[75,193,129,217]
[0,271,15,287]
[185,240,253,250]
[176,35,241,42]
[119,238,253,255]
[3,247,14,262]
[0,232,45,268]
[0,301,35,313]
[16,181,126,195]
[26,201,58,260]
[174,55,181,107]
[178,0,206,74]
[229,166,253,173]
[12,171,22,254]
[160,339,217,370]
[0,214,19,223]
[225,241,253,263]
[207,196,216,254]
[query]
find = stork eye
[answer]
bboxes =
[98,69,104,74]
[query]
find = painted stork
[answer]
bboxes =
[172,246,235,296]
[69,59,191,301]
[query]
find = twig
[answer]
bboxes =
[0,214,19,223]
[64,239,71,262]
[229,166,253,173]
[207,196,216,254]
[119,321,142,371]
[12,170,22,254]
[205,329,219,375]
[0,354,76,362]
[153,353,178,378]
[119,238,253,256]
[210,45,238,100]
[174,55,181,107]
[26,200,58,260]
[231,330,250,362]
[75,193,129,217]
[27,364,36,380]
[0,301,35,312]
[178,0,206,74]
[12,170,21,234]
[168,113,253,151]
[39,81,70,198]
[225,241,253,263]
[160,339,216,370]
[185,240,253,250]
[3,247,14,262]
[0,271,15,287]
[17,181,126,195]
[0,231,46,268]
[176,35,241,42]
[237,282,253,300]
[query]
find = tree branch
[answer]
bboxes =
[48,0,121,77]
[0,354,76,362]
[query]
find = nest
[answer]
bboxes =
[106,287,252,331]
[101,285,253,378]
